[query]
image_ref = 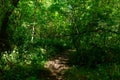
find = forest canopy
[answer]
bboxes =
[0,0,120,80]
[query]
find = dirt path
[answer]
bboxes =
[44,50,71,80]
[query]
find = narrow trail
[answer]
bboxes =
[44,50,71,80]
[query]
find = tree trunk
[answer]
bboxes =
[0,0,19,52]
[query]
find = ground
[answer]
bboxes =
[44,50,71,80]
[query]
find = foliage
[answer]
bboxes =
[0,0,120,80]
[68,44,120,68]
[64,64,120,80]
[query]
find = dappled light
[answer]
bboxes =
[0,0,120,80]
[44,50,70,80]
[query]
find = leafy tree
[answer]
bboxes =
[0,0,19,53]
[0,0,120,79]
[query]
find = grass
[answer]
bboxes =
[64,64,120,80]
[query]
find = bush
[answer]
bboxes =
[64,64,120,80]
[68,44,118,68]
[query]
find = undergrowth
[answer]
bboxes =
[64,64,120,80]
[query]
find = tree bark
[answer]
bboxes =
[0,0,19,52]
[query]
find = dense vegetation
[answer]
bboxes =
[0,0,120,80]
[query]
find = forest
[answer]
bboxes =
[0,0,120,80]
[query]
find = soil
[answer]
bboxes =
[44,50,71,80]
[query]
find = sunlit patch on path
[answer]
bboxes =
[44,50,72,80]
